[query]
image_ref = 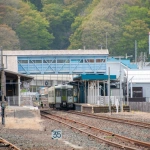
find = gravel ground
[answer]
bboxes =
[0,108,150,150]
[0,108,116,150]
[52,110,150,143]
[96,111,150,123]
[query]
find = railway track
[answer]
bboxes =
[41,110,150,150]
[0,137,20,150]
[67,111,150,129]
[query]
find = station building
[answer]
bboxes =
[4,49,147,107]
[3,50,109,91]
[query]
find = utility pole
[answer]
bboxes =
[119,56,123,112]
[108,67,111,113]
[0,47,6,125]
[127,67,129,106]
[106,32,108,49]
[135,40,137,64]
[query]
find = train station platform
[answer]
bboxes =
[74,103,130,113]
[1,106,40,118]
[0,106,42,130]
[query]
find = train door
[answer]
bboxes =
[61,89,67,107]
[67,88,73,103]
[55,89,61,103]
[73,87,78,103]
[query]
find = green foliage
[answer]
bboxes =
[0,0,150,55]
[114,4,150,57]
[71,16,83,32]
[0,24,20,50]
[119,20,149,55]
[41,0,63,5]
[16,10,54,49]
[22,0,42,10]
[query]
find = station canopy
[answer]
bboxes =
[73,74,116,81]
[4,70,33,82]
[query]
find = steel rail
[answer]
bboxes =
[0,137,20,150]
[68,111,150,129]
[41,111,150,149]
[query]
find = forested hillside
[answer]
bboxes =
[0,0,150,59]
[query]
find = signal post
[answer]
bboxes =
[0,47,6,125]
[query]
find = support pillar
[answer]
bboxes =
[18,76,20,106]
[94,81,95,104]
[131,81,133,98]
[88,81,90,104]
[85,81,86,103]
[97,81,99,105]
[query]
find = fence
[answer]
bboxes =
[129,102,150,113]
[87,96,125,106]
[7,96,33,106]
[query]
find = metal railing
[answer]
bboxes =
[7,96,33,106]
[87,96,125,106]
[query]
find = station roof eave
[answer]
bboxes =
[4,70,34,82]
[73,74,116,81]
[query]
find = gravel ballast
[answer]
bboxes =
[0,107,150,150]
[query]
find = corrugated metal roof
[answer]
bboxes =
[73,74,116,81]
[124,69,150,83]
[108,58,138,69]
[3,49,109,56]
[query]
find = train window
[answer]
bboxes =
[67,89,73,96]
[62,89,67,97]
[56,89,61,97]
[73,88,77,96]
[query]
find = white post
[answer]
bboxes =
[115,98,119,113]
[92,82,94,104]
[94,81,96,104]
[119,57,123,112]
[85,81,86,103]
[131,80,133,98]
[108,67,111,113]
[127,68,129,105]
[97,81,99,105]
[89,82,91,104]
[88,81,89,103]
[149,32,150,54]
[103,81,105,104]
[18,76,20,106]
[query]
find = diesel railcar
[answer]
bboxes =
[48,84,74,109]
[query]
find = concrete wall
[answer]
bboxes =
[107,62,127,82]
[3,55,18,72]
[132,83,150,98]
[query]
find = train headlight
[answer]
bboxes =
[63,102,66,107]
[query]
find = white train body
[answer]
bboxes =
[48,84,74,109]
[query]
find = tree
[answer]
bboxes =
[0,4,6,24]
[120,20,149,56]
[22,0,42,11]
[16,13,54,50]
[0,24,20,50]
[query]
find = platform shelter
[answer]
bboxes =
[0,70,33,106]
[72,74,116,105]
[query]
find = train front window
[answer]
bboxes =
[56,89,61,97]
[67,89,73,96]
[62,89,66,96]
